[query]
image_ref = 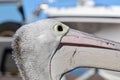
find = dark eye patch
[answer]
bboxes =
[57,25,63,31]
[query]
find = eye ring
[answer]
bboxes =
[53,24,68,34]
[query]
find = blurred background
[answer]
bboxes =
[1,0,120,80]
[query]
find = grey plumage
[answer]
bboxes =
[12,19,69,80]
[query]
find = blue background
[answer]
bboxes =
[1,0,120,23]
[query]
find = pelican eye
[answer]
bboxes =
[54,24,68,34]
[57,25,63,32]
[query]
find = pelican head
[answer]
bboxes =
[12,19,120,80]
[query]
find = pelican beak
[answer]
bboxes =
[61,29,120,51]
[50,29,120,80]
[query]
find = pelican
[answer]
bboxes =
[12,19,120,80]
